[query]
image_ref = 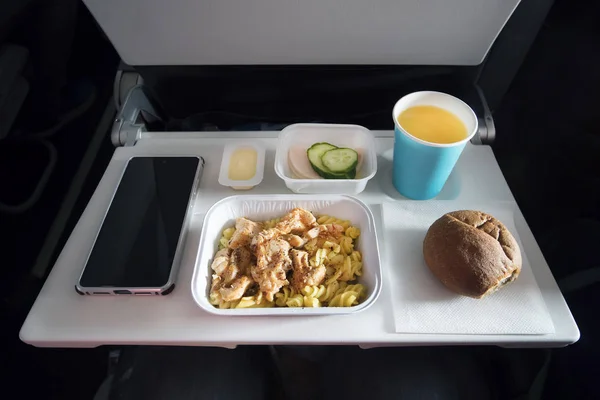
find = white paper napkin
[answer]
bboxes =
[382,201,555,335]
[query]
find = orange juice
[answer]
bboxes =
[398,105,467,144]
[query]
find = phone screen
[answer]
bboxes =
[79,157,200,288]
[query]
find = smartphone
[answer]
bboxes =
[76,156,204,295]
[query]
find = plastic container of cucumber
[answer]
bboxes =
[275,123,377,194]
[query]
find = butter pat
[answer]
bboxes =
[219,142,265,190]
[229,148,257,180]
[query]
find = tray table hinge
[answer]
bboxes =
[472,85,496,145]
[111,85,161,147]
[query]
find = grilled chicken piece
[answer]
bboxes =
[210,246,254,291]
[275,208,318,234]
[284,234,305,248]
[210,248,231,275]
[305,223,345,240]
[256,238,292,272]
[250,227,279,249]
[230,246,253,276]
[221,263,240,283]
[251,266,288,302]
[290,249,326,290]
[305,223,346,248]
[305,227,321,240]
[250,208,317,251]
[209,274,223,303]
[229,218,263,249]
[321,223,345,237]
[220,275,253,302]
[251,237,293,301]
[210,274,223,292]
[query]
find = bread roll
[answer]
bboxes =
[423,210,522,298]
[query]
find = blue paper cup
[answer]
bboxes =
[392,91,478,200]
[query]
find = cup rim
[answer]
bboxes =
[392,91,478,148]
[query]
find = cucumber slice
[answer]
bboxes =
[307,143,338,178]
[307,142,358,179]
[339,167,357,179]
[321,168,356,180]
[321,148,358,174]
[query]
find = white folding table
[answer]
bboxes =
[19,131,579,348]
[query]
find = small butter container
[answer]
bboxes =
[218,142,265,190]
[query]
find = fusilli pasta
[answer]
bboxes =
[286,294,304,308]
[340,236,354,255]
[328,283,366,307]
[218,227,236,249]
[236,293,275,308]
[317,215,351,230]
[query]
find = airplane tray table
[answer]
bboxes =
[19,131,579,348]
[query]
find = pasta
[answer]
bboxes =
[303,296,321,307]
[329,291,359,307]
[210,210,366,308]
[301,285,326,298]
[328,283,365,307]
[218,227,236,249]
[209,294,239,309]
[275,286,296,307]
[340,236,354,255]
[317,215,351,230]
[345,226,361,239]
[318,281,342,303]
[286,294,304,308]
[235,293,275,309]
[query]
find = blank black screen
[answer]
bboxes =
[80,157,200,288]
